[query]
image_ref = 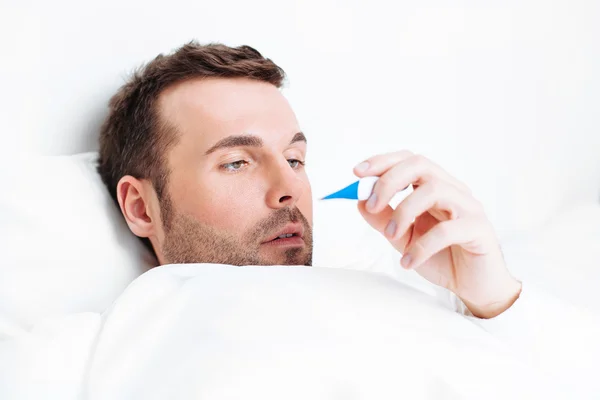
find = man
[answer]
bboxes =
[3,42,597,400]
[97,41,524,319]
[94,45,598,394]
[98,41,521,319]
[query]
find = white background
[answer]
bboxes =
[1,0,599,238]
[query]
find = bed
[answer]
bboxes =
[1,1,600,398]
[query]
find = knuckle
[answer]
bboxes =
[435,222,452,240]
[377,174,392,188]
[412,154,429,167]
[427,180,442,196]
[364,155,379,167]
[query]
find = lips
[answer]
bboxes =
[263,223,305,243]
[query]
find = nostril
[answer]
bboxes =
[279,195,292,203]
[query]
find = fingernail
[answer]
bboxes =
[354,161,370,173]
[401,253,413,269]
[366,193,377,211]
[385,220,397,238]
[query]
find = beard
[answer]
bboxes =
[161,205,313,267]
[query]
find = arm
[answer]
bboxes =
[352,151,599,395]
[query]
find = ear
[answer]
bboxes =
[116,175,160,240]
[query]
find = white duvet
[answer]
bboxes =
[1,264,566,399]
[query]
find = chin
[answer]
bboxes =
[260,251,312,267]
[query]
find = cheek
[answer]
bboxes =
[173,179,263,230]
[299,182,313,225]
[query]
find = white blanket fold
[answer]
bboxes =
[2,264,560,399]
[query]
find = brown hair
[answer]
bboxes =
[97,41,286,248]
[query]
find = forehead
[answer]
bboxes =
[158,78,300,149]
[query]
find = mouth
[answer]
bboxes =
[261,223,305,247]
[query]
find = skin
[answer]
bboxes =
[117,78,313,267]
[117,77,521,319]
[354,152,522,318]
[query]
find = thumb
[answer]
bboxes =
[357,201,411,253]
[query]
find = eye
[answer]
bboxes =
[287,159,305,169]
[221,160,249,172]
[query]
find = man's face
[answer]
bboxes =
[153,78,313,266]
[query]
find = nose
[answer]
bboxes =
[265,159,305,209]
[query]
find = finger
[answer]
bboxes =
[400,218,490,270]
[385,181,485,242]
[353,150,414,177]
[357,201,412,253]
[366,155,471,214]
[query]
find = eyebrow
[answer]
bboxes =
[204,132,307,155]
[290,132,307,145]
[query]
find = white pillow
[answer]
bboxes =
[0,153,156,328]
[0,153,394,329]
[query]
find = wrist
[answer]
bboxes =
[462,279,523,319]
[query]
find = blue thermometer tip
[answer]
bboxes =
[320,180,361,200]
[321,176,410,203]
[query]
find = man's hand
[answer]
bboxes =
[354,151,522,319]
